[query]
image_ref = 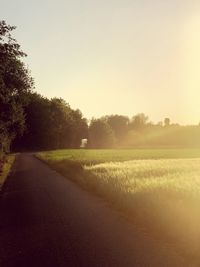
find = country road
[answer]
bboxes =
[0,154,189,266]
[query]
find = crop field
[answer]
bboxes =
[37,149,200,257]
[37,148,200,164]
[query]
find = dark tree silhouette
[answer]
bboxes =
[129,113,149,130]
[88,119,116,148]
[13,93,88,151]
[103,115,129,141]
[0,21,33,152]
[164,118,170,127]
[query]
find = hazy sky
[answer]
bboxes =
[1,0,200,124]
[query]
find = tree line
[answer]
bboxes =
[1,20,200,152]
[89,115,200,148]
[13,93,88,151]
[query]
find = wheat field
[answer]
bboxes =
[37,149,200,257]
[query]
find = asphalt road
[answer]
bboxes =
[0,154,190,266]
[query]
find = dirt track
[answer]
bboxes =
[0,154,189,266]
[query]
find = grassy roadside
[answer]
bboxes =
[0,154,15,190]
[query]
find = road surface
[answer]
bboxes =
[0,154,191,266]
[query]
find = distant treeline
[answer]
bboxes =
[12,98,200,150]
[88,115,200,149]
[1,20,200,152]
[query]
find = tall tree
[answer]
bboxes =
[104,115,129,140]
[48,98,88,149]
[164,118,170,127]
[89,119,116,148]
[129,113,149,130]
[0,21,33,152]
[13,94,88,151]
[70,109,88,148]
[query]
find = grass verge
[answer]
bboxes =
[0,154,15,189]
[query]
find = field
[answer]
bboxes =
[37,149,200,259]
[37,148,200,164]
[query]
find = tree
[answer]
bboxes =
[70,109,88,148]
[164,118,170,127]
[13,93,88,151]
[88,119,116,148]
[0,21,33,152]
[129,113,149,130]
[48,98,72,148]
[104,115,129,141]
[13,93,52,150]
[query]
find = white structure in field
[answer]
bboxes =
[80,139,87,148]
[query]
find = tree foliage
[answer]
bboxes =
[164,118,170,127]
[104,115,129,140]
[88,119,116,148]
[129,113,149,130]
[13,93,88,151]
[0,21,33,152]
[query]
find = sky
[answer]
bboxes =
[1,0,200,124]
